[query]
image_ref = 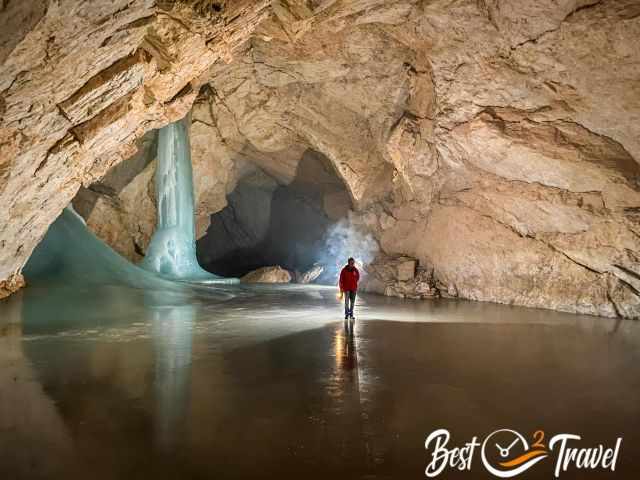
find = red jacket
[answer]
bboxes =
[339,266,360,292]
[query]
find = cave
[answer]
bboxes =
[2,1,640,479]
[196,149,352,281]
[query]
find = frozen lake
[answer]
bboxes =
[1,283,639,479]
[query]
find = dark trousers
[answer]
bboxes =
[344,290,356,317]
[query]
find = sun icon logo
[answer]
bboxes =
[481,429,548,478]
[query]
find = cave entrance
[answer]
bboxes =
[196,150,352,283]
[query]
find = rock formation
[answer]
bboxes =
[296,263,324,284]
[0,0,271,295]
[361,256,439,300]
[3,0,640,318]
[72,131,158,261]
[241,265,291,284]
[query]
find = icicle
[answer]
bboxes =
[141,117,237,284]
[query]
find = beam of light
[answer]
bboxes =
[317,216,379,284]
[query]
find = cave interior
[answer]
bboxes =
[197,149,352,280]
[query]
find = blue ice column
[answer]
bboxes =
[140,117,237,283]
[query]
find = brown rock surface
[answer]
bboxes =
[72,132,157,261]
[362,255,439,300]
[241,265,291,284]
[0,0,270,297]
[296,264,324,284]
[0,273,25,299]
[3,0,640,318]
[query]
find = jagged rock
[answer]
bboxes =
[362,256,439,300]
[296,264,324,284]
[0,0,271,297]
[0,273,25,299]
[241,266,291,284]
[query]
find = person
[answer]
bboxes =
[339,257,360,320]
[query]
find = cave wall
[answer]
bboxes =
[3,0,640,317]
[72,131,158,262]
[0,0,271,297]
[186,0,640,317]
[197,170,278,276]
[197,149,351,277]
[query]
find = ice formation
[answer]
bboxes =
[23,117,237,294]
[24,206,178,290]
[140,117,237,284]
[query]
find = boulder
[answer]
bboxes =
[362,256,439,300]
[295,263,324,284]
[241,266,292,284]
[396,258,417,282]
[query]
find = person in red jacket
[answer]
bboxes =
[339,257,360,320]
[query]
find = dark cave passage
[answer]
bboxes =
[196,150,352,281]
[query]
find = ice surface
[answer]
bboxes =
[22,206,238,310]
[24,206,179,290]
[140,117,237,284]
[24,117,236,292]
[2,280,639,479]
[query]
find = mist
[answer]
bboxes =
[316,216,379,284]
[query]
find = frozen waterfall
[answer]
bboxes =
[140,117,237,284]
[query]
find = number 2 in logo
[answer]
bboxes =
[481,429,549,478]
[531,430,546,450]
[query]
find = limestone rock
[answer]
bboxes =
[396,258,417,282]
[241,266,291,284]
[362,256,439,300]
[0,0,271,295]
[296,264,324,284]
[72,133,158,261]
[190,92,258,238]
[420,206,618,317]
[4,0,640,320]
[0,273,25,300]
[386,116,438,194]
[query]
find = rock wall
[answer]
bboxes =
[178,0,640,317]
[196,149,351,277]
[0,0,270,297]
[3,0,640,318]
[197,169,278,275]
[72,131,158,262]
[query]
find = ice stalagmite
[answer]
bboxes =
[24,206,178,291]
[140,117,237,283]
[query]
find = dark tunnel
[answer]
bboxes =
[196,149,352,282]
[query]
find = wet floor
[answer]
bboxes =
[1,284,639,479]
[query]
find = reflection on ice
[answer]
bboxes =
[151,303,195,450]
[1,282,640,479]
[0,305,74,480]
